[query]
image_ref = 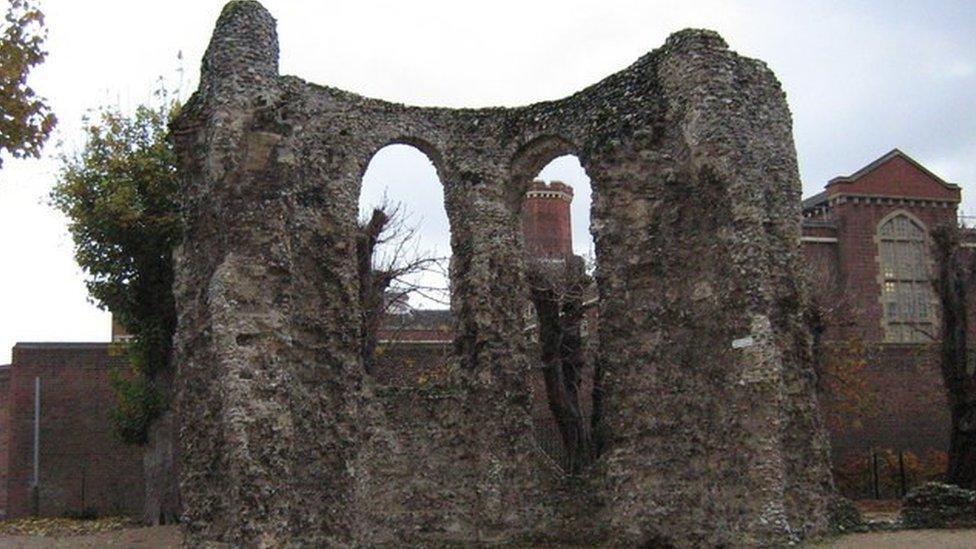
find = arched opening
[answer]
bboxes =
[357,143,452,383]
[877,211,935,343]
[534,154,595,260]
[512,140,599,473]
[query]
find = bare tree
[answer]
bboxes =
[931,223,976,489]
[356,202,447,374]
[525,255,595,473]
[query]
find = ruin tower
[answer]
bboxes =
[521,180,574,259]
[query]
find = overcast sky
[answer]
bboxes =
[0,0,973,363]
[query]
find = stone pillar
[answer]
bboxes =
[172,2,366,545]
[593,30,832,546]
[441,154,554,537]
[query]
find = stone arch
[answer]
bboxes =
[356,138,453,311]
[510,133,602,473]
[173,2,836,545]
[875,209,936,343]
[355,136,453,303]
[358,136,447,185]
[507,134,582,212]
[876,208,929,234]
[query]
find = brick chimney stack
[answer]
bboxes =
[521,180,573,260]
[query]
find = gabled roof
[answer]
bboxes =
[828,148,960,191]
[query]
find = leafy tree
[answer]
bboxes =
[0,0,55,166]
[814,336,879,434]
[804,262,881,434]
[50,84,181,523]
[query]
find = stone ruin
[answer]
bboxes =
[171,1,836,546]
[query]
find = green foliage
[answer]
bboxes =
[108,347,164,445]
[0,0,56,166]
[51,84,180,444]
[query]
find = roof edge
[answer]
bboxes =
[13,342,115,349]
[801,190,829,210]
[827,148,961,191]
[813,191,960,204]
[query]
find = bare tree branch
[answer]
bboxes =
[356,202,450,373]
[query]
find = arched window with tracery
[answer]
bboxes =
[878,213,935,343]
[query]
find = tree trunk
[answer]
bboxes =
[529,265,592,473]
[356,208,390,374]
[143,409,181,524]
[142,336,181,525]
[947,402,976,489]
[933,225,976,489]
[559,289,593,473]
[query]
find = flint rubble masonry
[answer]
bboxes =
[171,1,835,546]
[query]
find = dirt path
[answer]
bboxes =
[815,528,976,548]
[0,525,181,548]
[2,524,976,547]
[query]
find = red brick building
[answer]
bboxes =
[0,364,9,519]
[373,309,453,386]
[521,180,574,259]
[0,344,143,519]
[801,149,968,491]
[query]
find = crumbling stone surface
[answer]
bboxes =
[827,496,866,534]
[901,482,976,529]
[171,1,835,546]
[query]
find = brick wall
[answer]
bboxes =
[826,154,961,202]
[828,200,955,343]
[0,365,10,518]
[821,343,948,456]
[5,344,143,518]
[801,150,960,470]
[371,342,452,386]
[521,180,573,259]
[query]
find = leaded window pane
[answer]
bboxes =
[878,214,934,343]
[882,242,895,278]
[884,220,895,237]
[916,284,930,320]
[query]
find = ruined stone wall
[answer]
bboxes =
[172,1,834,546]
